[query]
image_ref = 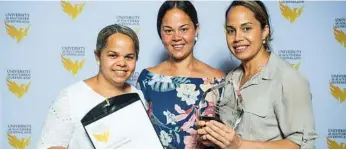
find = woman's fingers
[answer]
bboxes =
[202,134,226,148]
[204,125,230,146]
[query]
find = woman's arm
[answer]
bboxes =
[197,120,299,149]
[274,72,318,148]
[37,91,74,149]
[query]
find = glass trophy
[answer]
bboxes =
[198,80,244,129]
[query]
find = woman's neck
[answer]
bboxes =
[167,53,196,75]
[242,49,270,77]
[93,74,128,98]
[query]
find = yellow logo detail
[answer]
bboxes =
[7,132,31,149]
[290,60,302,70]
[93,130,110,143]
[329,83,346,104]
[327,137,346,149]
[279,2,303,23]
[134,27,140,35]
[5,22,30,43]
[61,0,85,20]
[7,79,31,99]
[333,27,346,48]
[61,55,85,76]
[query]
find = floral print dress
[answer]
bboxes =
[136,69,224,149]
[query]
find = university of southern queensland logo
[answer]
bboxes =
[116,15,140,36]
[7,124,32,149]
[61,46,86,76]
[278,49,302,70]
[279,0,304,23]
[329,74,346,104]
[4,13,31,43]
[6,69,31,99]
[333,18,346,48]
[92,123,110,144]
[327,129,346,149]
[61,0,85,20]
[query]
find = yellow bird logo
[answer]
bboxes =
[329,83,346,104]
[333,27,346,48]
[327,137,346,149]
[61,1,85,20]
[93,130,110,143]
[7,79,31,99]
[5,22,30,43]
[7,132,31,149]
[280,2,304,23]
[290,60,302,70]
[134,27,140,35]
[61,55,85,76]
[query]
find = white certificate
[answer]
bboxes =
[82,93,163,149]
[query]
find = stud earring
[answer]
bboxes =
[195,36,198,42]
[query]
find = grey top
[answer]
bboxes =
[218,52,318,148]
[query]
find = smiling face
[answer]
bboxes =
[225,6,269,62]
[96,33,136,86]
[160,8,199,60]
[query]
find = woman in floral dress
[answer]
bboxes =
[136,1,225,149]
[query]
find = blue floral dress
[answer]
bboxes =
[136,69,224,149]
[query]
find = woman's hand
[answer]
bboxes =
[195,120,216,147]
[197,120,243,149]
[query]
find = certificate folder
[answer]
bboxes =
[81,93,163,149]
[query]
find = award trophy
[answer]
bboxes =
[198,80,244,129]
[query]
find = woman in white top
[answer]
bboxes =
[37,23,146,149]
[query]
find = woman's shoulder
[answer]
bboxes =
[60,81,87,94]
[139,61,225,80]
[145,61,168,74]
[49,81,88,113]
[270,56,310,87]
[196,60,225,79]
[138,62,166,78]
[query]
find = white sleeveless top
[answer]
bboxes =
[36,81,148,149]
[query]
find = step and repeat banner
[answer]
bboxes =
[1,1,345,149]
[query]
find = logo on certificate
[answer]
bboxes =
[91,123,110,144]
[93,130,110,143]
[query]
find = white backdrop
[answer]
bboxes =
[1,1,345,149]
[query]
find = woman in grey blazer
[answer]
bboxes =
[196,1,317,149]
